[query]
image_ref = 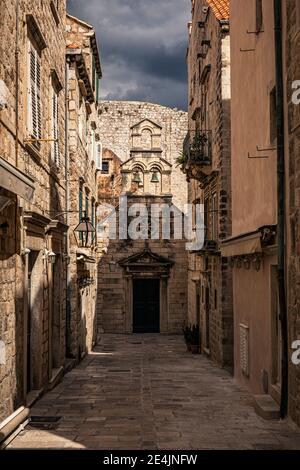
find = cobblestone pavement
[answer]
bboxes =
[8,335,300,450]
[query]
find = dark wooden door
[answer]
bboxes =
[133,279,160,333]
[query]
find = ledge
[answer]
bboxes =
[26,15,47,51]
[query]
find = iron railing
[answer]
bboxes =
[183,130,212,165]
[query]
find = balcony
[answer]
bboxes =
[180,130,213,182]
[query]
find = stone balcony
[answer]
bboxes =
[180,130,213,182]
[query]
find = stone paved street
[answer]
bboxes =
[8,335,300,450]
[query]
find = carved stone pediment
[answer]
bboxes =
[119,248,174,276]
[131,119,162,132]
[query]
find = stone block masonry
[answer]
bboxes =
[96,101,189,335]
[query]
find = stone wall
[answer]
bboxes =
[96,101,188,335]
[66,14,101,358]
[284,0,300,427]
[185,0,233,370]
[0,0,67,422]
[97,101,188,211]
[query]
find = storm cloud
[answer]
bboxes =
[67,0,190,110]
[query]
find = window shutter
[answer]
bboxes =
[96,143,102,170]
[90,130,95,162]
[52,89,59,165]
[297,3,300,30]
[79,186,83,220]
[256,0,263,32]
[29,43,41,139]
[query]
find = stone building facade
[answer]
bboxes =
[222,0,283,417]
[0,2,103,437]
[65,14,102,360]
[0,0,68,424]
[96,101,188,335]
[284,0,300,427]
[183,0,233,369]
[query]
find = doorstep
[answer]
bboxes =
[254,394,280,420]
[26,389,44,408]
[64,357,77,374]
[48,366,64,391]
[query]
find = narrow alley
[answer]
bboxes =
[7,335,300,450]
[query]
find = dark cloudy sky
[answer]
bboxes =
[67,0,190,110]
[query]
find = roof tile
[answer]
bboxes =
[205,0,230,20]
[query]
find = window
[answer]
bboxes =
[85,193,89,218]
[211,193,218,241]
[297,2,300,30]
[256,0,263,32]
[28,41,41,141]
[270,86,277,144]
[201,78,209,129]
[214,289,218,310]
[79,184,83,221]
[51,87,59,165]
[89,129,95,162]
[204,198,209,239]
[92,55,100,102]
[50,0,60,25]
[96,143,102,170]
[91,200,96,244]
[96,75,100,102]
[102,161,109,174]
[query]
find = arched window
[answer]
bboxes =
[141,128,152,149]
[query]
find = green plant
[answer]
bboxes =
[183,324,192,345]
[190,324,200,346]
[176,151,188,168]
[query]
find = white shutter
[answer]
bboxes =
[240,324,249,377]
[28,42,41,139]
[90,130,95,161]
[52,88,59,166]
[96,143,102,170]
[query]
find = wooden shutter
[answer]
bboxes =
[29,43,41,139]
[52,88,59,165]
[297,3,300,30]
[256,0,263,32]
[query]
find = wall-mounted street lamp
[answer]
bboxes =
[74,212,96,248]
[109,256,117,273]
[44,249,56,265]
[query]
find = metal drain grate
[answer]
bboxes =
[29,416,62,430]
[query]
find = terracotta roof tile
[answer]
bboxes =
[205,0,230,20]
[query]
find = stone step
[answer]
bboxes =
[254,394,280,420]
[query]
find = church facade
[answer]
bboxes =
[96,101,189,334]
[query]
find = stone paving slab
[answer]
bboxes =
[7,334,300,450]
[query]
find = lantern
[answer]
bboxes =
[74,213,96,248]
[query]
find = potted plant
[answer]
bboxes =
[176,151,188,170]
[183,324,192,352]
[190,324,200,354]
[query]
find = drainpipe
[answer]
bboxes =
[273,0,288,419]
[65,57,71,357]
[15,0,20,167]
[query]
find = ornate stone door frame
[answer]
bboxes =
[119,248,173,334]
[23,212,50,398]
